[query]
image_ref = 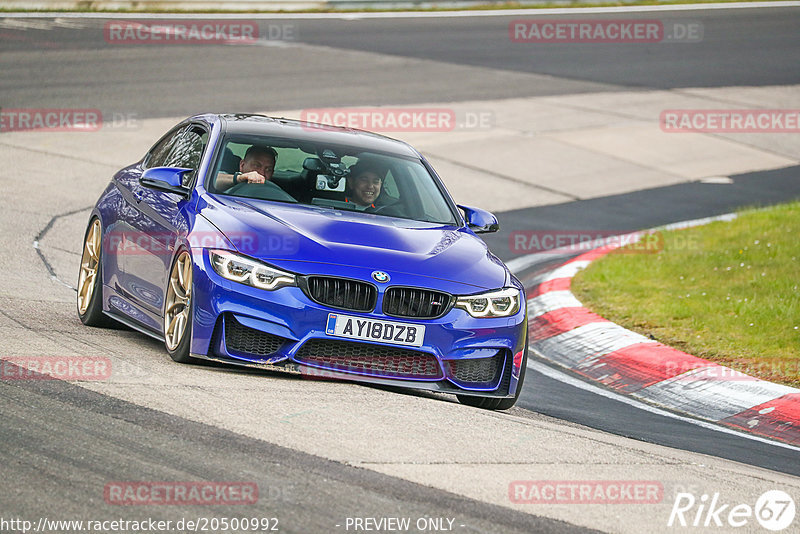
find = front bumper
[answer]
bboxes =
[190,251,527,398]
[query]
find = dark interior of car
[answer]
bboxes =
[215,145,407,216]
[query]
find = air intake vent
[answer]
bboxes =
[303,277,377,312]
[295,339,442,380]
[383,287,452,319]
[446,353,504,384]
[225,316,287,356]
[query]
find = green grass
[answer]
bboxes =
[571,201,800,388]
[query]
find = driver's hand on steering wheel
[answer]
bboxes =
[238,171,267,184]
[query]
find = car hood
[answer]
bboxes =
[199,195,509,291]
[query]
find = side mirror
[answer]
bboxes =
[459,205,499,234]
[140,167,193,197]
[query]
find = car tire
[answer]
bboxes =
[77,217,116,328]
[164,250,194,364]
[457,341,528,410]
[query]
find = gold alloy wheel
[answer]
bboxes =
[164,251,192,351]
[77,219,102,315]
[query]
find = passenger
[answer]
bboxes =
[345,161,386,209]
[216,145,277,190]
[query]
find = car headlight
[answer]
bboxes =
[455,287,521,318]
[209,249,295,291]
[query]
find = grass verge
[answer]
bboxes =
[571,201,800,388]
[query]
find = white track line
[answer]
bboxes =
[529,358,800,452]
[532,322,655,368]
[527,290,584,318]
[635,370,799,421]
[3,2,800,19]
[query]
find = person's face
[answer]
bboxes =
[349,172,382,205]
[240,153,275,180]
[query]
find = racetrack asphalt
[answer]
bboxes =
[2,5,800,532]
[2,360,590,534]
[2,7,800,117]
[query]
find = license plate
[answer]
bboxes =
[325,313,425,347]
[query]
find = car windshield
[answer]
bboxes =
[208,135,459,225]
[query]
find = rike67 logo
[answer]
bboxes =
[668,490,795,531]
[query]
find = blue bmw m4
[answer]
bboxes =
[77,114,528,409]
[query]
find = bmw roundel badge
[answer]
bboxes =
[372,271,390,283]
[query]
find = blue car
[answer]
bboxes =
[77,114,528,409]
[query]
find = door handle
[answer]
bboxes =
[134,190,144,202]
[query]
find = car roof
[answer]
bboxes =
[200,113,421,159]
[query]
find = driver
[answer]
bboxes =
[345,161,386,209]
[216,145,277,190]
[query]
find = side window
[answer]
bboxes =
[166,127,207,186]
[146,127,182,169]
[148,125,208,186]
[404,162,451,222]
[382,171,400,199]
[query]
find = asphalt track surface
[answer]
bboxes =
[2,8,799,118]
[2,6,800,532]
[3,361,586,534]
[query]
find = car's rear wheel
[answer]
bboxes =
[164,250,194,363]
[77,218,115,327]
[457,342,528,410]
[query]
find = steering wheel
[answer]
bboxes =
[367,202,405,217]
[226,181,296,202]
